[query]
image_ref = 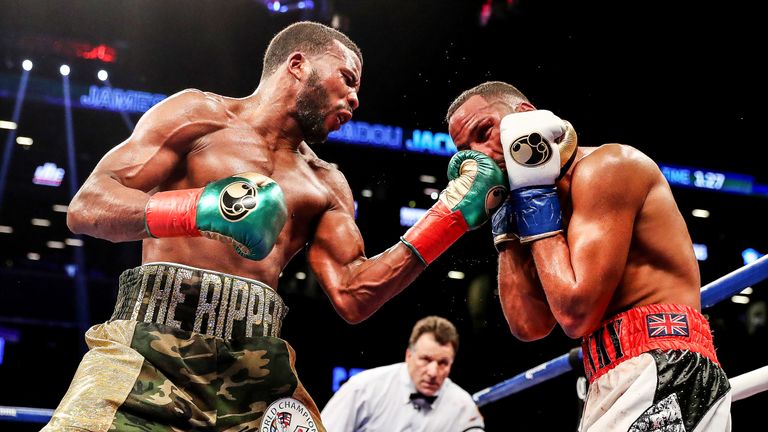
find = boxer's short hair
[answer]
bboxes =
[409,316,459,353]
[446,81,530,124]
[262,21,363,80]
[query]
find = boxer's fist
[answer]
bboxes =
[500,110,567,190]
[401,150,506,265]
[444,150,507,229]
[145,173,288,260]
[500,110,576,243]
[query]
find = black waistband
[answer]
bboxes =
[111,262,287,339]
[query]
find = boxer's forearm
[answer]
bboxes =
[67,172,150,242]
[530,235,611,338]
[498,243,556,340]
[311,243,424,324]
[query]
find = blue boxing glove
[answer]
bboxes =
[500,110,577,243]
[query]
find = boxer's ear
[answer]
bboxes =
[287,52,308,80]
[516,102,536,113]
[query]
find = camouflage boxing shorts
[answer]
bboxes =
[43,262,325,432]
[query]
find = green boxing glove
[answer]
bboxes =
[145,172,288,260]
[401,150,507,265]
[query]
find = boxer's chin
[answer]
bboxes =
[298,116,328,145]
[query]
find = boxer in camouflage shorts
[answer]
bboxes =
[45,21,504,431]
[47,263,320,431]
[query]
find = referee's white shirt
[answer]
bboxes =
[321,362,485,432]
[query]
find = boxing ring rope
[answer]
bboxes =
[472,254,768,407]
[0,406,53,423]
[731,365,768,402]
[2,256,768,424]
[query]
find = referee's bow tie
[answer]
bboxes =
[409,392,437,405]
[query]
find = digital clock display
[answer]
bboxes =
[692,170,725,190]
[659,164,754,195]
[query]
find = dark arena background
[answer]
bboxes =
[0,1,765,430]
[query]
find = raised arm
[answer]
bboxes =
[531,146,652,337]
[309,151,506,323]
[492,196,556,340]
[308,185,423,324]
[66,90,227,242]
[496,111,653,338]
[497,242,557,341]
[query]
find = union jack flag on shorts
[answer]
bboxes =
[646,313,689,337]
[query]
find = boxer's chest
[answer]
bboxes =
[183,128,331,227]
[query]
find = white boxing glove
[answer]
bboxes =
[498,110,577,243]
[500,110,567,190]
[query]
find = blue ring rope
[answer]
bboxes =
[473,254,768,407]
[3,255,768,421]
[0,406,55,423]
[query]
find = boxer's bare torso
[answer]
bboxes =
[138,92,348,289]
[68,41,423,322]
[554,145,701,319]
[448,94,701,338]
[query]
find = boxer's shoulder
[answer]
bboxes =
[180,90,231,121]
[318,168,354,212]
[572,144,657,181]
[157,88,227,112]
[585,144,655,165]
[300,144,347,183]
[138,89,230,136]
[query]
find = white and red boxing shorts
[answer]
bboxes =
[579,304,731,431]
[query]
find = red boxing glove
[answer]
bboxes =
[400,150,506,265]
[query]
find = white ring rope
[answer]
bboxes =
[730,365,768,402]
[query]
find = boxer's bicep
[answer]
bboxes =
[566,196,636,314]
[308,208,385,323]
[536,148,652,336]
[309,207,367,284]
[308,170,366,281]
[307,177,370,319]
[67,90,227,241]
[569,151,652,295]
[95,90,226,191]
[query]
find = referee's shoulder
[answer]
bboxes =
[442,378,476,403]
[355,363,400,382]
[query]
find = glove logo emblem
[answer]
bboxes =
[509,133,552,167]
[485,186,507,215]
[219,181,259,222]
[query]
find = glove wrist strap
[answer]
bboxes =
[400,201,468,265]
[511,186,563,244]
[145,189,204,238]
